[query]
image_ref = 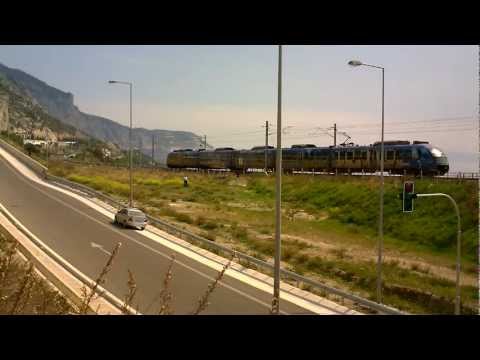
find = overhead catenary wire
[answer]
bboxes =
[200,114,476,148]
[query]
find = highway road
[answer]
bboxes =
[0,150,349,315]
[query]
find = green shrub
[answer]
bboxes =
[201,221,218,230]
[174,212,193,224]
[232,226,248,240]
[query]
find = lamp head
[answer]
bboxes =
[108,80,117,84]
[348,60,363,67]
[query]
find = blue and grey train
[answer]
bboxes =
[166,140,449,176]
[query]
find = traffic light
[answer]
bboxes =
[402,181,416,212]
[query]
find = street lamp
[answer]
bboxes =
[272,45,283,315]
[348,59,385,304]
[108,80,133,208]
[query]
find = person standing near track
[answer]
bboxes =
[183,175,189,187]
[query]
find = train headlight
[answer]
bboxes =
[431,148,443,158]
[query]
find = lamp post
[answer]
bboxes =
[272,45,283,314]
[109,80,133,208]
[348,59,385,304]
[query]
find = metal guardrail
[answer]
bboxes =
[46,174,405,315]
[0,138,48,177]
[0,138,405,314]
[437,172,479,180]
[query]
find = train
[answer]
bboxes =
[166,140,450,176]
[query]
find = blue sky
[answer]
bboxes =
[0,45,477,171]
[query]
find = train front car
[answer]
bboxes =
[414,142,449,175]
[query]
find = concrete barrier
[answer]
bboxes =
[0,138,48,178]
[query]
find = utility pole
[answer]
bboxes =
[151,134,155,167]
[348,59,385,304]
[204,135,207,150]
[272,45,282,315]
[333,123,337,147]
[109,80,133,207]
[265,120,269,172]
[45,131,49,167]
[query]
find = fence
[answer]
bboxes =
[437,172,479,180]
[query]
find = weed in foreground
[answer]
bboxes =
[78,242,122,314]
[191,253,235,315]
[121,269,137,314]
[9,262,35,315]
[143,254,176,315]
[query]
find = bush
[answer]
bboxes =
[195,216,206,226]
[204,231,216,242]
[175,213,193,224]
[232,226,248,241]
[201,221,218,230]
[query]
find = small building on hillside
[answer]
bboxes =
[23,139,47,147]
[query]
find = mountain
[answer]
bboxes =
[0,71,88,143]
[0,62,205,164]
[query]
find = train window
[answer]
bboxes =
[398,148,412,160]
[418,147,431,160]
[411,148,419,160]
[386,150,394,160]
[346,151,353,160]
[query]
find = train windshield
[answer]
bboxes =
[431,148,444,157]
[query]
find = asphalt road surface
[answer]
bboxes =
[0,154,342,314]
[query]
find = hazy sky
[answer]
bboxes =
[0,45,478,171]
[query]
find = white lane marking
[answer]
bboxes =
[0,154,288,314]
[91,242,113,256]
[0,202,133,315]
[0,148,347,314]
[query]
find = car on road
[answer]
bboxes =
[114,207,148,230]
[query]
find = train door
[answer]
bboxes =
[397,147,413,174]
[302,148,314,171]
[370,147,379,172]
[360,148,368,171]
[345,149,354,172]
[385,148,395,173]
[417,146,434,174]
[351,149,362,170]
[337,149,346,172]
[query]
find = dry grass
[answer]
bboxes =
[0,229,73,315]
[191,253,235,315]
[1,221,247,315]
[78,242,122,315]
[121,269,137,314]
[157,255,175,315]
[8,262,35,315]
[143,254,176,315]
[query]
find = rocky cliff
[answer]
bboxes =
[0,62,204,164]
[0,93,8,132]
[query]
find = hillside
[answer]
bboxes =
[0,73,86,142]
[0,62,205,164]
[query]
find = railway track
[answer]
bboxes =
[60,159,478,181]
